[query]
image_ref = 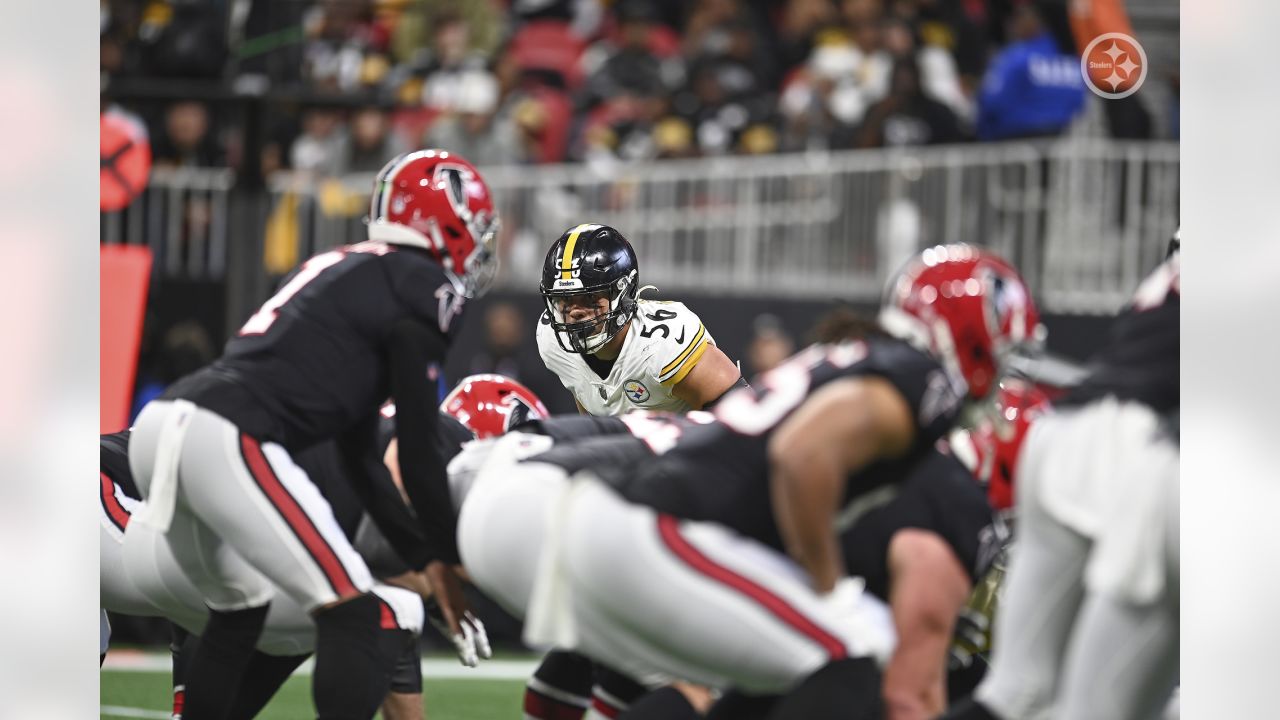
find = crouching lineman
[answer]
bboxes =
[105,373,548,717]
[458,245,1041,719]
[101,430,430,718]
[530,222,746,718]
[123,150,499,720]
[946,237,1180,720]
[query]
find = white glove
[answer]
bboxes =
[427,604,492,668]
[816,576,897,664]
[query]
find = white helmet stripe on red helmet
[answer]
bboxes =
[373,150,428,220]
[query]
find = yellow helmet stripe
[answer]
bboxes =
[560,224,596,280]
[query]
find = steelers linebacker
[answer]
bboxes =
[536,223,744,415]
[529,223,744,719]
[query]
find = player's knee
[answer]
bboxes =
[202,603,270,647]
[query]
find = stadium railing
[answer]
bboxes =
[100,138,1178,314]
[101,166,236,281]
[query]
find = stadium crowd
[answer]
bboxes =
[101,0,1170,177]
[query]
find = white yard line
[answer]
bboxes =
[100,705,173,719]
[102,650,540,681]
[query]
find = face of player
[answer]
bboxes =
[553,292,611,333]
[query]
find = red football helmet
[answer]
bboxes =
[367,149,500,297]
[880,244,1043,401]
[440,374,550,439]
[959,379,1052,511]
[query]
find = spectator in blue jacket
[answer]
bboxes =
[976,3,1085,141]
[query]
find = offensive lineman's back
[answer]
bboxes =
[613,336,966,551]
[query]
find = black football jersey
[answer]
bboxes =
[164,241,466,451]
[513,414,630,443]
[1061,254,1179,414]
[840,448,1001,601]
[587,338,966,552]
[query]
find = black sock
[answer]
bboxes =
[312,594,392,720]
[616,687,701,720]
[706,690,776,720]
[938,697,1003,720]
[525,650,593,719]
[170,624,195,718]
[766,657,883,720]
[226,651,310,719]
[182,603,270,720]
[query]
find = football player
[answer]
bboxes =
[101,430,429,719]
[944,379,1052,703]
[537,223,744,415]
[531,222,745,718]
[946,238,1179,720]
[123,149,498,719]
[456,245,1040,719]
[106,373,548,718]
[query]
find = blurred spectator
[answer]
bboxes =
[975,3,1085,141]
[776,0,841,72]
[746,314,796,376]
[425,72,528,166]
[855,57,962,147]
[465,302,572,413]
[390,0,502,66]
[347,106,406,172]
[673,19,777,156]
[880,16,972,125]
[780,3,893,145]
[146,0,229,79]
[419,10,493,110]
[578,0,681,112]
[291,106,350,177]
[152,101,224,168]
[302,0,393,93]
[131,320,216,422]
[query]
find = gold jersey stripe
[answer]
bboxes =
[559,224,594,280]
[661,339,710,387]
[659,323,706,379]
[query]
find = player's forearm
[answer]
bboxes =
[389,319,459,565]
[882,631,949,720]
[770,460,843,593]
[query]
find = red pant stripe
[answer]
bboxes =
[239,434,358,598]
[524,688,589,720]
[656,514,847,660]
[379,600,398,630]
[100,472,131,531]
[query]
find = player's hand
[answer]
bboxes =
[423,561,492,667]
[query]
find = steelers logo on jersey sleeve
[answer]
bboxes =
[624,380,651,404]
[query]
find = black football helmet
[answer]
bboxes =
[540,223,640,354]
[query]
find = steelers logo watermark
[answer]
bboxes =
[1081,32,1147,99]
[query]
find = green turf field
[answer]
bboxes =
[102,667,527,718]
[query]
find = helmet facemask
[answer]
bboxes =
[456,211,500,298]
[542,270,638,354]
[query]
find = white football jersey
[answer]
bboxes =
[537,299,716,416]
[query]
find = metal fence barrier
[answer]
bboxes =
[101,139,1178,314]
[101,166,236,280]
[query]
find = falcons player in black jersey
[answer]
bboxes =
[450,245,1040,720]
[123,150,499,719]
[947,235,1180,720]
[107,374,550,718]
